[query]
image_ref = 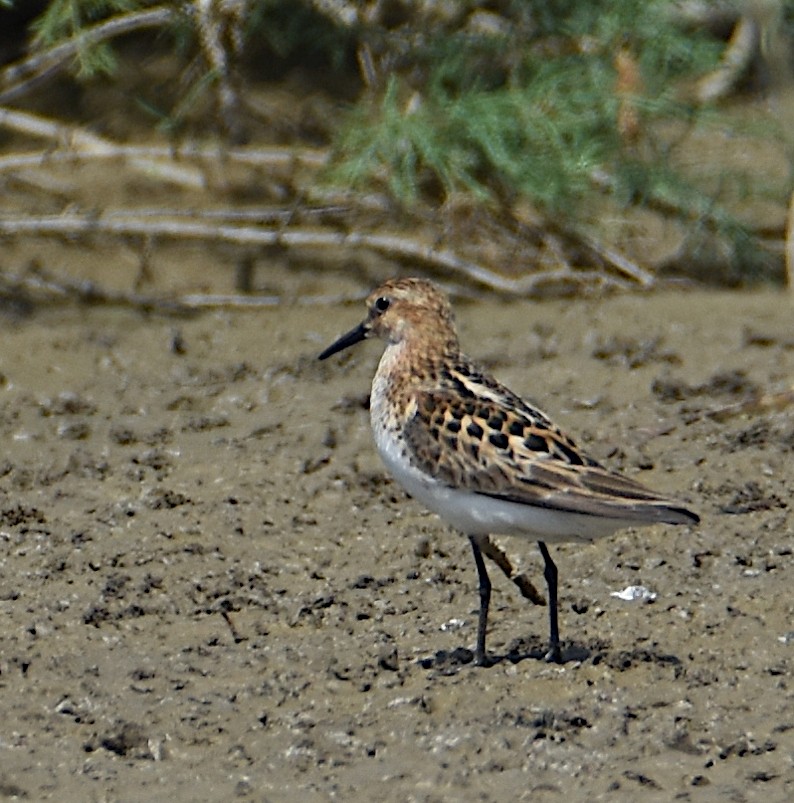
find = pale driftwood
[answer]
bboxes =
[0,106,656,298]
[0,135,657,288]
[0,107,206,188]
[0,142,329,175]
[0,211,648,295]
[177,292,366,308]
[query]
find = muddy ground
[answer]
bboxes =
[0,283,791,801]
[0,16,793,798]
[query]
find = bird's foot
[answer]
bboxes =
[544,643,563,664]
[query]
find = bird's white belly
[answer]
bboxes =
[373,426,628,544]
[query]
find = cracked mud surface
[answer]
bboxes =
[0,288,792,801]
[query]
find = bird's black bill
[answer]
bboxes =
[318,322,368,360]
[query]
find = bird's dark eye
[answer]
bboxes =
[374,296,390,313]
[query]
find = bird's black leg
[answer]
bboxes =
[538,541,562,663]
[468,536,492,666]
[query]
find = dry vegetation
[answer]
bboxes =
[0,1,792,306]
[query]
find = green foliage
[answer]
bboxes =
[333,64,613,209]
[18,0,775,278]
[31,0,144,78]
[332,0,723,214]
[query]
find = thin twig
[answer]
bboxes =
[0,7,176,103]
[695,15,758,103]
[0,138,328,176]
[0,107,206,188]
[0,270,192,314]
[0,212,646,294]
[178,292,366,308]
[0,269,363,312]
[101,206,352,223]
[194,0,246,139]
[575,232,657,287]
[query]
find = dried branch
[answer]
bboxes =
[0,268,192,314]
[0,210,647,295]
[0,140,328,175]
[0,268,362,312]
[0,7,175,104]
[0,107,206,188]
[563,229,656,287]
[695,14,758,103]
[193,0,248,140]
[0,2,255,141]
[0,104,659,299]
[0,131,658,292]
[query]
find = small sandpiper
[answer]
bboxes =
[319,278,699,665]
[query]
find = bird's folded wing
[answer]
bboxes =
[404,389,698,525]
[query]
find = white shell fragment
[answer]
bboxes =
[440,618,467,632]
[610,585,657,602]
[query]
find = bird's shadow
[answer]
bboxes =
[418,638,682,675]
[418,638,591,674]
